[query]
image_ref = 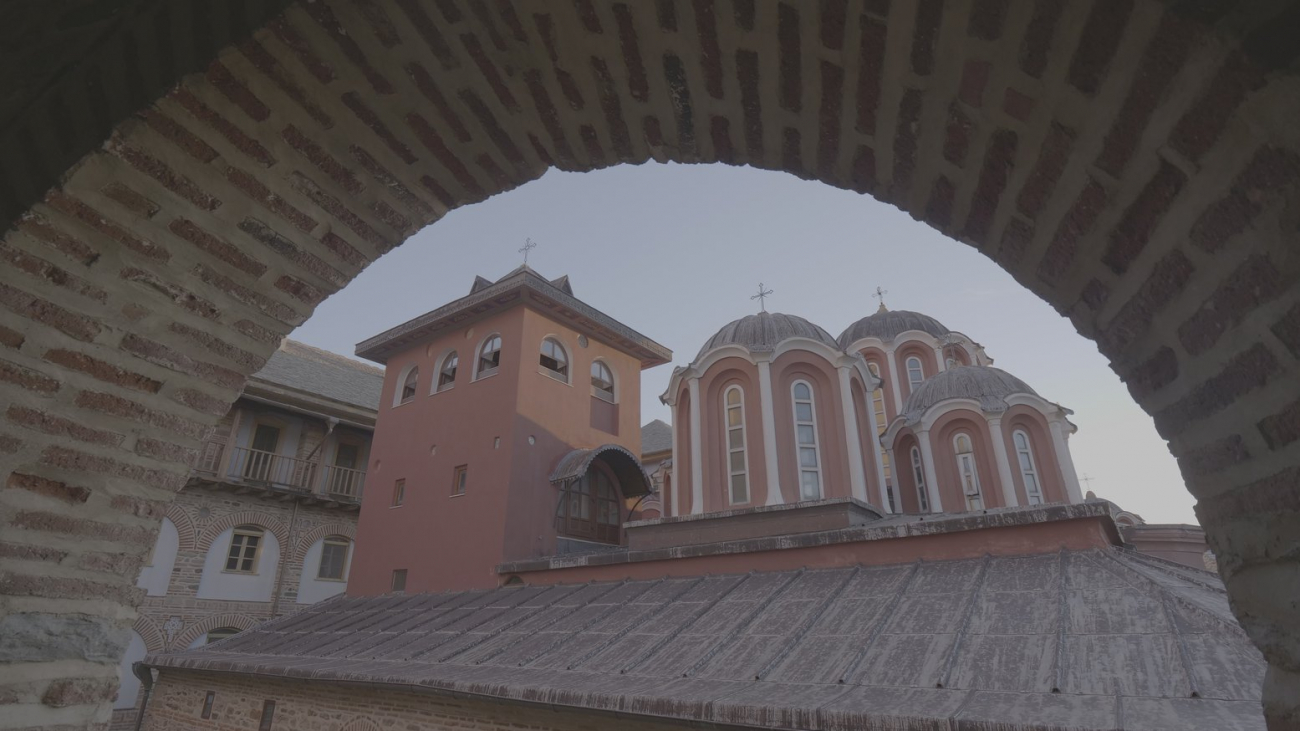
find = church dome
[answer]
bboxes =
[838,308,950,347]
[901,365,1038,421]
[697,312,840,360]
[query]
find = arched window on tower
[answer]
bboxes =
[540,337,568,381]
[1013,430,1044,505]
[590,361,615,402]
[867,362,894,512]
[399,366,418,404]
[954,433,984,510]
[791,381,822,501]
[436,351,457,392]
[910,446,929,512]
[905,356,924,391]
[476,335,502,378]
[724,386,749,504]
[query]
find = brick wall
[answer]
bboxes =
[0,1,1298,728]
[143,671,688,731]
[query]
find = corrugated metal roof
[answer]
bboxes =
[147,549,1264,730]
[641,420,672,456]
[251,340,384,411]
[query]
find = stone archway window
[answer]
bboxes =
[954,433,984,511]
[476,334,502,379]
[1013,430,1044,505]
[724,385,749,505]
[591,360,615,402]
[906,356,925,391]
[540,337,569,381]
[400,366,419,404]
[910,446,930,512]
[436,351,457,392]
[791,380,822,501]
[225,526,264,573]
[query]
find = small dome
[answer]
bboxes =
[901,365,1038,421]
[697,312,840,360]
[838,309,950,347]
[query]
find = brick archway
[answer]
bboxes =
[294,522,358,562]
[0,1,1297,728]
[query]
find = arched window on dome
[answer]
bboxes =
[905,356,924,391]
[397,365,418,405]
[724,385,749,505]
[866,362,893,511]
[953,433,984,510]
[476,334,502,379]
[910,446,929,512]
[539,337,568,381]
[791,381,822,501]
[435,351,457,392]
[1013,430,1044,505]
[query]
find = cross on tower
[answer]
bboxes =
[751,282,774,312]
[518,238,538,264]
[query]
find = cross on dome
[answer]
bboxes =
[873,286,889,313]
[751,282,774,312]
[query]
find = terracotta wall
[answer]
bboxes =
[1000,406,1070,505]
[771,352,851,503]
[697,360,769,511]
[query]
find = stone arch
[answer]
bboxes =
[0,0,1297,724]
[196,511,289,554]
[164,502,198,552]
[172,613,262,651]
[131,615,166,654]
[337,719,382,731]
[295,522,358,562]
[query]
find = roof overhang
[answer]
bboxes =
[355,269,671,368]
[550,444,653,498]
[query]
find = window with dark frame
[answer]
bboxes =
[590,360,615,402]
[555,469,621,544]
[400,366,418,404]
[224,527,262,573]
[539,337,568,380]
[391,568,407,592]
[437,351,458,391]
[451,465,468,496]
[201,691,215,719]
[317,537,350,580]
[392,478,405,507]
[258,699,275,731]
[477,335,502,377]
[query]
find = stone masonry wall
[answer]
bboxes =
[0,1,1298,728]
[144,671,690,731]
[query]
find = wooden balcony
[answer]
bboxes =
[193,441,366,504]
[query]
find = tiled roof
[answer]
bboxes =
[838,308,950,347]
[147,549,1264,730]
[641,419,672,456]
[697,311,840,360]
[251,340,384,411]
[901,365,1039,421]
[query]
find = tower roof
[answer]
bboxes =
[901,365,1038,419]
[837,308,950,347]
[697,311,840,360]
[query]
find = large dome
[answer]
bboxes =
[838,308,950,347]
[901,366,1038,421]
[696,312,840,360]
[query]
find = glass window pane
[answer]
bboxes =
[1024,474,1040,494]
[795,402,813,421]
[726,388,741,405]
[800,471,820,498]
[727,406,742,427]
[797,424,815,444]
[730,451,745,473]
[794,383,811,400]
[800,447,818,467]
[957,435,971,452]
[1014,432,1028,449]
[728,429,743,450]
[1017,452,1033,471]
[730,474,748,503]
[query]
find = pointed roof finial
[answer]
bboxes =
[873,286,889,313]
[751,282,774,313]
[519,237,538,265]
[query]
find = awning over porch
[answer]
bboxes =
[549,444,654,497]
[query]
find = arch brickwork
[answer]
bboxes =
[171,613,262,651]
[163,502,198,552]
[131,615,166,654]
[0,1,1298,727]
[195,510,290,554]
[294,521,358,562]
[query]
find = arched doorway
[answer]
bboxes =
[1,1,1297,726]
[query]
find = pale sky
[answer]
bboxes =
[291,162,1197,525]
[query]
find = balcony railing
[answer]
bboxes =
[194,441,366,503]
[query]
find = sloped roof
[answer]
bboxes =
[147,549,1264,730]
[697,312,840,360]
[838,308,950,347]
[250,340,384,412]
[641,419,672,456]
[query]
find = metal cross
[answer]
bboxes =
[519,238,538,264]
[751,282,774,312]
[1080,473,1095,488]
[873,286,888,308]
